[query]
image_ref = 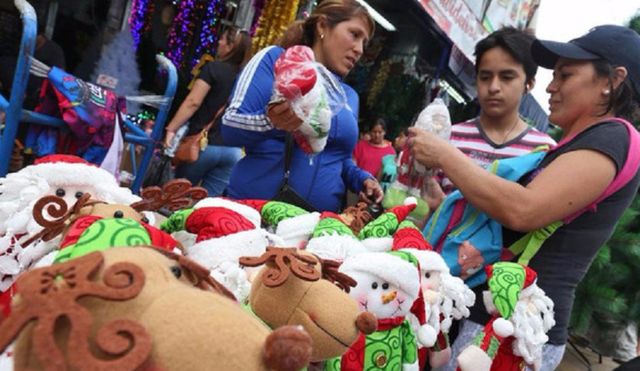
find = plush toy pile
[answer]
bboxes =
[0,158,554,370]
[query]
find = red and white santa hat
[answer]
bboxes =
[235,199,320,249]
[391,220,440,348]
[359,198,417,252]
[175,198,284,269]
[20,154,137,203]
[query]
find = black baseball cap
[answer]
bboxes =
[531,25,640,100]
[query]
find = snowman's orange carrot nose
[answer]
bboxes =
[381,290,397,304]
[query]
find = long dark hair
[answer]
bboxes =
[275,0,375,49]
[218,27,252,68]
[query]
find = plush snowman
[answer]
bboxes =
[326,250,423,371]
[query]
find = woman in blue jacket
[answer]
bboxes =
[221,0,383,212]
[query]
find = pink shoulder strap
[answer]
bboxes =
[563,117,640,223]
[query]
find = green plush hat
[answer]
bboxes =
[359,198,417,252]
[485,262,538,337]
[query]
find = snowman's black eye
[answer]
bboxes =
[382,283,389,290]
[113,210,124,218]
[56,188,65,197]
[75,191,84,199]
[171,266,182,278]
[371,282,378,289]
[425,272,431,279]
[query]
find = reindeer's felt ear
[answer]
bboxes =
[147,246,237,301]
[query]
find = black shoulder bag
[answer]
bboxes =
[272,133,318,212]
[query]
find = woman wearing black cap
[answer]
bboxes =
[409,25,640,371]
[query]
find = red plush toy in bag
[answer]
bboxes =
[271,46,347,156]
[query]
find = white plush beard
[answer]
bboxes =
[511,299,549,364]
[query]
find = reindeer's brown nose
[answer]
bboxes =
[356,312,377,334]
[381,290,397,304]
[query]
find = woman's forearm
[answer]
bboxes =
[166,100,201,132]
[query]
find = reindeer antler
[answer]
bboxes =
[20,193,102,247]
[131,179,207,212]
[341,202,374,235]
[320,259,357,293]
[239,247,321,287]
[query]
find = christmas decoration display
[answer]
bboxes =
[0,155,140,295]
[457,262,555,371]
[0,247,313,371]
[328,250,423,370]
[394,220,476,369]
[252,0,300,53]
[383,98,452,224]
[239,247,377,362]
[193,0,224,68]
[271,45,346,155]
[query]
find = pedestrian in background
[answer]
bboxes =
[164,27,252,196]
[221,0,383,212]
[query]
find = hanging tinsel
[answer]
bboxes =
[193,0,224,67]
[251,0,299,53]
[129,0,156,48]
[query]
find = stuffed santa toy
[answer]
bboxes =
[235,199,321,249]
[382,98,451,224]
[457,262,555,371]
[358,198,417,252]
[327,250,425,371]
[272,45,346,155]
[304,212,367,262]
[394,220,476,369]
[161,197,285,301]
[0,155,140,314]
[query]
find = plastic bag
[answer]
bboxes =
[142,151,173,189]
[271,45,346,155]
[382,99,452,225]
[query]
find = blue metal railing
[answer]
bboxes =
[0,0,177,194]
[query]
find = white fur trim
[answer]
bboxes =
[520,282,538,297]
[483,290,499,317]
[20,163,118,189]
[361,237,393,252]
[305,234,366,262]
[417,324,437,348]
[276,212,320,248]
[402,249,450,273]
[402,361,419,371]
[493,317,515,337]
[457,345,491,371]
[339,252,420,300]
[185,229,271,268]
[194,198,262,228]
[404,197,418,206]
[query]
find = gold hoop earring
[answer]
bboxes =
[320,33,324,40]
[603,89,611,95]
